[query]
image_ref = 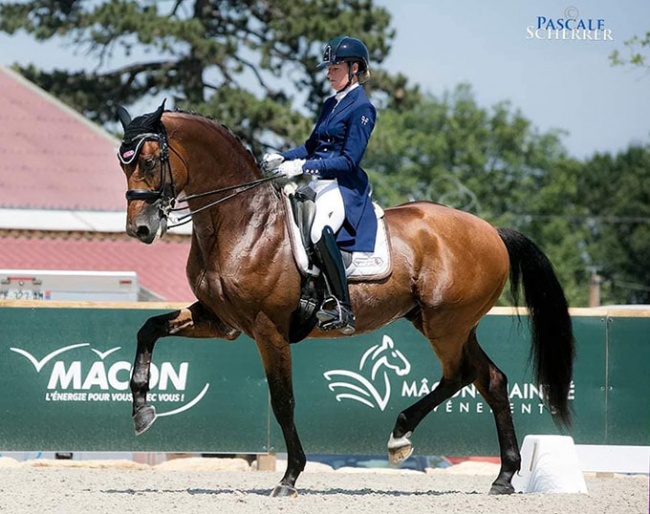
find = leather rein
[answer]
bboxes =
[119,126,279,228]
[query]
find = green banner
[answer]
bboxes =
[0,305,648,454]
[0,307,269,453]
[606,316,650,445]
[277,315,616,455]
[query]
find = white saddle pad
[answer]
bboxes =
[283,192,392,282]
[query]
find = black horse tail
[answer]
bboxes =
[497,227,575,428]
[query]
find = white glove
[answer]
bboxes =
[261,153,284,172]
[277,159,305,178]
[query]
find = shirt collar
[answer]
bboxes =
[334,82,360,104]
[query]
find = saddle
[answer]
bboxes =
[283,183,392,281]
[282,183,392,344]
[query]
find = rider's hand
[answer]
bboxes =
[261,153,284,173]
[277,159,305,178]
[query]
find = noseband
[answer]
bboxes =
[118,125,280,228]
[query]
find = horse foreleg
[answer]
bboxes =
[257,339,305,497]
[469,335,521,495]
[130,302,240,435]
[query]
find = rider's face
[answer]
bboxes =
[327,62,358,92]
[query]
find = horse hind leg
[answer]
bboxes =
[130,302,240,435]
[388,330,477,466]
[467,332,521,494]
[388,327,520,495]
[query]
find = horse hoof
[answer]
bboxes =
[387,431,414,466]
[270,484,298,498]
[489,482,515,495]
[133,405,157,435]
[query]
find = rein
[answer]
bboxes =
[168,174,280,228]
[120,125,280,229]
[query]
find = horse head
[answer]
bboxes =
[116,100,189,244]
[359,335,411,381]
[116,102,270,245]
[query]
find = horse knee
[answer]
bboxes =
[137,315,172,345]
[132,315,173,395]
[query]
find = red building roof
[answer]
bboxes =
[0,65,195,302]
[0,235,195,303]
[0,66,125,211]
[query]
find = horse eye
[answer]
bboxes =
[143,157,156,171]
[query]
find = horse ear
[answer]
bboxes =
[116,105,132,130]
[152,99,167,123]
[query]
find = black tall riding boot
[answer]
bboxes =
[313,226,355,335]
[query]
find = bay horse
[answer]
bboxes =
[115,102,574,497]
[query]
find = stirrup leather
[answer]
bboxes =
[316,296,356,335]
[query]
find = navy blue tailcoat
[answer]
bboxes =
[281,86,377,252]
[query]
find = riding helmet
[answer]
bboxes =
[318,36,370,74]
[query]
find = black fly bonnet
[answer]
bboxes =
[116,100,175,203]
[117,100,165,165]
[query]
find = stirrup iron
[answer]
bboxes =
[316,296,356,335]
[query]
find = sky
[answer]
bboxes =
[376,0,650,158]
[0,0,649,159]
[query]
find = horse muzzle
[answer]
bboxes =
[126,201,168,244]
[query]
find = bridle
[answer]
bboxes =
[118,125,279,229]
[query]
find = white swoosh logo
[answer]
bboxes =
[156,383,210,417]
[324,370,392,411]
[10,344,90,372]
[91,347,121,360]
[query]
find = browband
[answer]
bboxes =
[117,132,161,165]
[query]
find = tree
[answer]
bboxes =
[575,145,650,304]
[0,0,419,154]
[362,84,601,306]
[363,84,650,306]
[364,84,570,222]
[610,30,650,69]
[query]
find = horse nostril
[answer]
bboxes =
[136,225,151,238]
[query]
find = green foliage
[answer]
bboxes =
[364,84,650,307]
[365,84,569,223]
[576,145,650,303]
[610,30,650,69]
[0,0,419,149]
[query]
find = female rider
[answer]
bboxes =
[263,36,377,336]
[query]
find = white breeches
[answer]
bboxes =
[309,179,345,244]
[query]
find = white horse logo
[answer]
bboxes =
[323,335,411,410]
